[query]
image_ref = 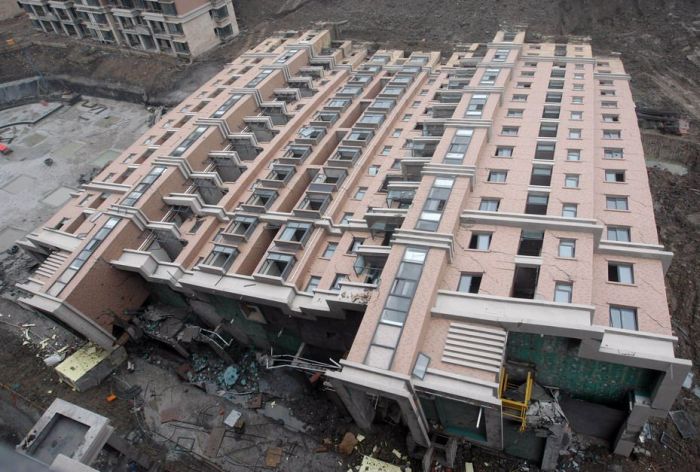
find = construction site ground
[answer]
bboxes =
[0,0,699,470]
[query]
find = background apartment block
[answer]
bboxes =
[15,28,690,468]
[16,0,238,57]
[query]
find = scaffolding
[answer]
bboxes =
[499,368,533,432]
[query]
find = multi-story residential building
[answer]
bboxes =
[15,29,690,469]
[16,0,238,57]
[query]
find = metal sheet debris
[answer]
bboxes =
[223,409,242,428]
[669,410,697,439]
[358,455,402,472]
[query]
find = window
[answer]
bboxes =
[604,129,621,139]
[348,237,365,254]
[306,276,321,292]
[554,282,573,303]
[487,170,507,183]
[518,230,544,256]
[368,165,380,176]
[480,68,499,85]
[572,83,584,91]
[458,273,482,294]
[601,89,616,96]
[495,146,514,157]
[493,49,509,62]
[246,189,277,209]
[228,216,257,238]
[525,193,549,214]
[279,221,312,243]
[535,142,555,160]
[607,226,631,242]
[379,247,427,326]
[340,213,353,225]
[602,101,618,108]
[545,92,562,103]
[564,174,580,188]
[122,166,167,207]
[606,196,629,211]
[479,198,500,212]
[203,245,238,271]
[172,126,207,156]
[507,109,524,118]
[567,149,581,161]
[548,80,564,89]
[466,94,488,117]
[260,252,295,279]
[605,170,625,182]
[570,111,583,120]
[542,106,560,119]
[354,187,367,200]
[517,82,532,89]
[322,242,337,258]
[416,178,453,231]
[569,128,582,139]
[444,129,473,164]
[331,274,348,290]
[603,114,620,123]
[571,96,583,104]
[501,126,519,136]
[245,68,274,88]
[539,122,558,138]
[402,114,412,121]
[469,233,492,250]
[608,262,634,284]
[392,128,402,137]
[574,73,584,80]
[562,203,578,217]
[381,145,392,155]
[610,306,638,330]
[558,239,576,258]
[530,165,552,186]
[604,148,624,159]
[512,94,528,102]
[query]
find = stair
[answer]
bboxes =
[32,250,70,280]
[441,322,507,373]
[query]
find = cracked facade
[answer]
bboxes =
[16,0,238,57]
[15,28,691,467]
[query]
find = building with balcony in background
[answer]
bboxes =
[16,0,238,57]
[15,28,691,469]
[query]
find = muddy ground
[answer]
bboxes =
[0,0,699,470]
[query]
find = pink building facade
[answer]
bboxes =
[16,29,689,468]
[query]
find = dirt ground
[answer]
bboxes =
[0,0,699,470]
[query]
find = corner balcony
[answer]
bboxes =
[308,168,347,193]
[208,150,246,182]
[363,207,408,232]
[293,192,331,219]
[162,191,228,221]
[111,248,186,290]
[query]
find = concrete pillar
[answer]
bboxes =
[398,397,429,447]
[540,423,568,471]
[329,381,376,431]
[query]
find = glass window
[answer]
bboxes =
[567,149,581,161]
[479,198,500,212]
[558,239,576,258]
[495,146,513,157]
[564,174,580,188]
[331,274,348,290]
[606,196,629,211]
[305,276,321,292]
[322,242,337,258]
[607,227,630,242]
[554,282,573,303]
[609,263,634,284]
[562,203,578,218]
[469,233,492,250]
[487,170,507,183]
[610,306,638,330]
[354,187,367,200]
[458,273,482,293]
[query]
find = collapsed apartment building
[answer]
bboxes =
[14,28,691,468]
[16,0,238,57]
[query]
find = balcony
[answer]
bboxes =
[190,169,227,205]
[293,192,331,218]
[111,248,185,290]
[260,102,291,126]
[243,116,277,142]
[363,207,408,232]
[219,215,257,243]
[278,144,312,165]
[310,111,340,128]
[287,77,316,97]
[273,221,313,251]
[209,150,245,182]
[162,192,227,221]
[228,133,261,161]
[296,126,326,145]
[274,88,301,103]
[259,164,295,189]
[327,146,361,167]
[240,189,277,213]
[308,168,347,193]
[342,129,374,148]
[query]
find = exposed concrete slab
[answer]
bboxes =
[0,97,150,236]
[0,226,28,251]
[1,174,35,194]
[92,149,121,167]
[41,186,76,207]
[20,132,47,146]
